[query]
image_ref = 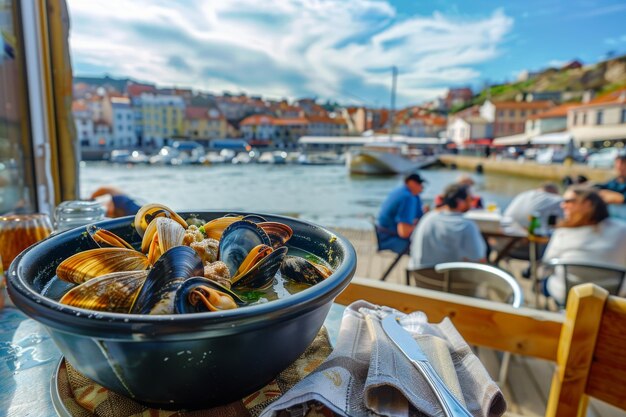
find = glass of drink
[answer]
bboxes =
[486,202,499,213]
[0,213,53,272]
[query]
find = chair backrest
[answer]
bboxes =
[545,258,626,303]
[407,262,523,307]
[336,279,626,417]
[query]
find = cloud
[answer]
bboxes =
[67,0,513,106]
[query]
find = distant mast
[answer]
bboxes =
[389,66,397,141]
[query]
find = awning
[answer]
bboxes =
[531,131,572,145]
[492,134,530,146]
[571,126,626,143]
[463,138,493,146]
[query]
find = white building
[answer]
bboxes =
[446,116,492,147]
[102,96,137,148]
[568,89,626,147]
[72,101,94,148]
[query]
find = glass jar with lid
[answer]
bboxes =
[53,200,106,233]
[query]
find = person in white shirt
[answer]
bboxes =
[504,183,563,229]
[409,184,486,268]
[543,186,626,305]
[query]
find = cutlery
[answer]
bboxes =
[381,314,473,417]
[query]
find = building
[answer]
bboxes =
[306,115,348,136]
[445,87,473,110]
[93,121,112,148]
[136,94,185,148]
[480,100,554,137]
[568,88,626,147]
[72,100,94,148]
[240,115,309,147]
[446,116,492,147]
[183,107,228,141]
[525,103,577,137]
[240,115,276,144]
[398,113,447,138]
[102,96,137,148]
[343,107,367,134]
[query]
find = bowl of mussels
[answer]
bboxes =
[7,204,357,409]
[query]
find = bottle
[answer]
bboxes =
[528,212,542,236]
[53,200,106,233]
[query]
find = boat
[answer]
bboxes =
[347,141,436,175]
[297,152,346,166]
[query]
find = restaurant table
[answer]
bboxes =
[0,304,345,417]
[463,210,528,264]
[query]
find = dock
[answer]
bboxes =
[333,227,626,417]
[438,155,614,182]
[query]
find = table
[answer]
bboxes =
[463,210,527,264]
[0,304,345,417]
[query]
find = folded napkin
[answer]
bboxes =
[260,301,507,417]
[57,328,333,417]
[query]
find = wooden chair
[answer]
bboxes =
[336,278,626,417]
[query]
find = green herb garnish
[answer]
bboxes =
[238,291,264,303]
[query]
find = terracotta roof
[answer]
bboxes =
[571,87,626,109]
[72,101,89,112]
[240,115,275,126]
[528,103,579,120]
[273,117,308,126]
[492,100,554,109]
[306,115,346,124]
[127,83,157,97]
[185,107,209,120]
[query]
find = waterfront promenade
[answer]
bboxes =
[334,226,626,417]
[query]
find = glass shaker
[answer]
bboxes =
[53,200,106,233]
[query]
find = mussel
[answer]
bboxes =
[232,246,288,289]
[134,203,187,238]
[280,255,332,285]
[202,215,243,240]
[218,220,271,278]
[131,246,204,315]
[87,225,134,250]
[144,217,186,264]
[258,222,293,249]
[59,270,148,313]
[56,248,150,284]
[174,277,245,313]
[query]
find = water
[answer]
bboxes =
[80,162,545,228]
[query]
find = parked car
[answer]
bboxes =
[535,148,585,164]
[587,147,620,168]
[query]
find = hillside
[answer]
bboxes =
[468,54,626,107]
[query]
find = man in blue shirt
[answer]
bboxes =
[598,153,626,205]
[376,173,426,254]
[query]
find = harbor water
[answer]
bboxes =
[81,162,545,229]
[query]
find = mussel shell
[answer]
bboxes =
[258,222,293,249]
[56,248,150,284]
[59,270,148,313]
[174,277,245,314]
[218,220,271,278]
[202,216,243,240]
[233,246,288,289]
[131,246,204,315]
[279,255,332,286]
[241,214,267,223]
[87,225,134,250]
[134,203,188,238]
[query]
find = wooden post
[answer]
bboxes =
[545,284,608,417]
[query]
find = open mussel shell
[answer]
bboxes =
[131,246,204,315]
[59,270,148,313]
[258,222,293,249]
[56,248,150,284]
[87,225,134,250]
[134,203,187,238]
[279,255,332,286]
[241,214,267,223]
[202,215,243,240]
[174,277,245,314]
[218,220,271,278]
[233,246,288,289]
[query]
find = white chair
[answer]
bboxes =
[406,262,523,384]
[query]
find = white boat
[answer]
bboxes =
[297,152,345,166]
[347,142,435,175]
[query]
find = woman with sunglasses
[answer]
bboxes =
[542,186,626,305]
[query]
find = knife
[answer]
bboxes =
[381,314,473,417]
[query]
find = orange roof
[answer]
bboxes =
[127,83,157,97]
[493,100,554,109]
[240,115,275,126]
[572,87,626,109]
[72,101,89,112]
[185,107,209,120]
[273,117,308,126]
[528,103,579,120]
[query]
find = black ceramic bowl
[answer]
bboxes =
[7,211,356,409]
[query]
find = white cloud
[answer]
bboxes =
[67,0,513,106]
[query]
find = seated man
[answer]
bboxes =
[433,174,483,209]
[375,173,426,254]
[503,182,563,229]
[409,183,486,268]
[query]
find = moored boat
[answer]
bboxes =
[347,142,435,175]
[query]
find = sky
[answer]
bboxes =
[67,0,626,107]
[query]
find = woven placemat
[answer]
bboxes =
[55,328,332,417]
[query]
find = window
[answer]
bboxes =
[520,110,526,117]
[498,111,504,118]
[596,111,604,125]
[573,113,578,126]
[621,109,626,124]
[582,113,587,125]
[509,110,515,117]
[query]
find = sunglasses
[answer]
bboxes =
[562,198,578,204]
